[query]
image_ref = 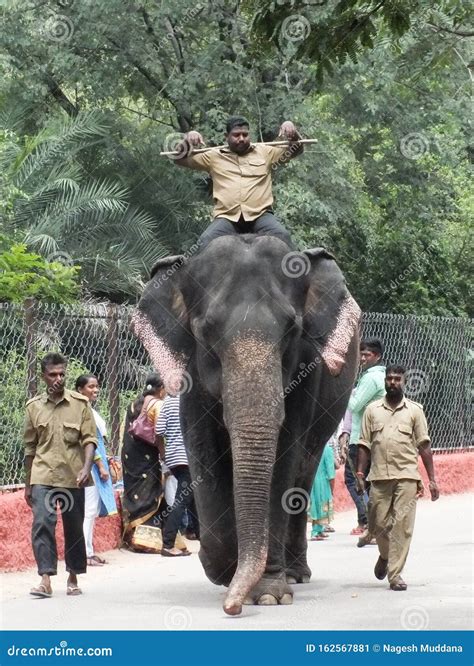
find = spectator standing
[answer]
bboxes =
[24,353,97,597]
[121,374,166,550]
[356,365,439,591]
[309,441,336,541]
[345,339,385,536]
[155,392,197,557]
[75,374,117,566]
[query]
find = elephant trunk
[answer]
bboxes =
[221,333,284,616]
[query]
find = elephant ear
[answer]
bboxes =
[302,248,361,376]
[132,255,194,386]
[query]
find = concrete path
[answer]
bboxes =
[1,493,472,631]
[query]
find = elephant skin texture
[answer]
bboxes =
[132,235,360,615]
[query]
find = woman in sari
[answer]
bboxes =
[121,373,171,551]
[309,441,336,541]
[75,374,117,566]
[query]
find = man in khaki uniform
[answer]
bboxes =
[356,364,439,591]
[174,116,304,249]
[24,352,97,598]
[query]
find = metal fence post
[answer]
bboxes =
[106,303,121,454]
[24,298,37,399]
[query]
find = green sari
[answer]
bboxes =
[310,443,336,537]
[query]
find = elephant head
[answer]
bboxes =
[133,235,360,614]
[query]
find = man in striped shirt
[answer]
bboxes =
[155,393,194,557]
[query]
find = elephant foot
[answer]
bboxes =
[285,563,312,584]
[242,572,293,607]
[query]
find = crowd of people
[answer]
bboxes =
[23,339,439,598]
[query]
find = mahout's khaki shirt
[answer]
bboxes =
[177,143,296,221]
[24,389,97,488]
[358,397,430,481]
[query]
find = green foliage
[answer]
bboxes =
[0,0,471,314]
[0,237,80,303]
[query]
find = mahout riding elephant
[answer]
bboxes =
[133,235,360,615]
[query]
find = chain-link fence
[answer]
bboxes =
[0,301,471,487]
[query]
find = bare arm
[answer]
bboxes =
[418,443,439,501]
[24,455,34,507]
[77,443,96,488]
[155,434,166,462]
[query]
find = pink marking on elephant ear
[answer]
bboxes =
[131,310,185,390]
[321,296,361,376]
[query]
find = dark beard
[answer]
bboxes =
[386,387,403,401]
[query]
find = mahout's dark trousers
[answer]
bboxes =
[31,484,87,575]
[198,211,294,250]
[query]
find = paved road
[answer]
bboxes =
[1,493,472,631]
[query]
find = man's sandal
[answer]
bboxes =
[67,585,82,596]
[390,577,407,591]
[30,584,52,598]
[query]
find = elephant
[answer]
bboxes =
[132,235,360,616]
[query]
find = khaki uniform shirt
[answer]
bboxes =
[24,389,97,488]
[358,397,430,482]
[177,143,297,221]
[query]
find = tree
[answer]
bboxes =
[0,108,164,299]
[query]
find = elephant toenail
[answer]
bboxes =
[280,593,293,605]
[257,594,278,605]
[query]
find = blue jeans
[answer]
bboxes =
[344,446,369,526]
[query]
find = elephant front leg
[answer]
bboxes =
[284,451,322,584]
[284,509,312,584]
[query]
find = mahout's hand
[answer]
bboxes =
[279,121,300,141]
[185,131,205,147]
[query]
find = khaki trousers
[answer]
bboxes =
[368,479,418,583]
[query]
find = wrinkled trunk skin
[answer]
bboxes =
[220,333,284,615]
